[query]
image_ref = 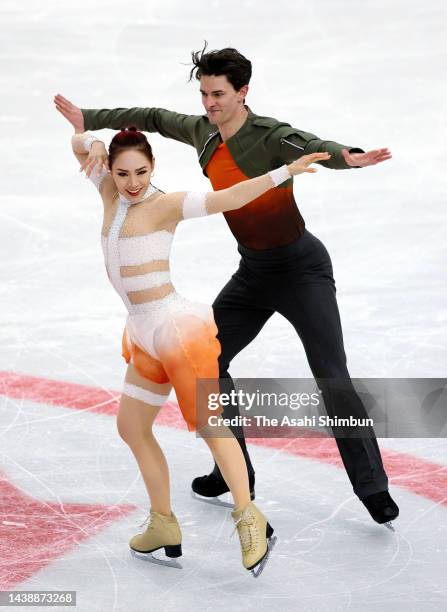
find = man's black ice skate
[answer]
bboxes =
[362,490,399,531]
[191,469,255,508]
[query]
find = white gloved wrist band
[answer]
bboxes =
[268,165,291,187]
[80,133,103,153]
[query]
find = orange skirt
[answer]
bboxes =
[121,309,223,431]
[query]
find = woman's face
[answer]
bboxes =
[111,149,154,201]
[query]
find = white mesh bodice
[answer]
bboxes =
[85,168,209,315]
[100,230,174,313]
[99,184,175,314]
[116,231,173,266]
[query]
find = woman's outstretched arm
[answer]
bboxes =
[204,152,330,214]
[163,151,331,223]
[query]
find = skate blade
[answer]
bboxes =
[190,489,234,509]
[130,549,182,569]
[251,535,277,578]
[384,521,396,532]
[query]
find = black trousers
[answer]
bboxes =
[212,230,388,500]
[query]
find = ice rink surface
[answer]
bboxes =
[1,1,446,610]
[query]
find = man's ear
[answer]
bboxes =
[239,84,249,102]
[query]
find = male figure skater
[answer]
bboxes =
[55,44,399,527]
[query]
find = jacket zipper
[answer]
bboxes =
[198,131,219,163]
[280,138,305,151]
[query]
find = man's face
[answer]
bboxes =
[199,74,248,126]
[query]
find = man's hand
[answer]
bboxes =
[342,147,392,168]
[54,94,85,133]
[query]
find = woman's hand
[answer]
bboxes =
[287,151,331,175]
[81,141,109,177]
[54,94,85,132]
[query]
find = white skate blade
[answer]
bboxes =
[251,535,277,578]
[190,489,234,509]
[384,521,396,532]
[130,549,182,569]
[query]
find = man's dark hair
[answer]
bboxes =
[189,41,252,91]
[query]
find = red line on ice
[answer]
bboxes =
[2,371,447,507]
[0,474,136,590]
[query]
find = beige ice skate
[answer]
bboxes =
[129,510,183,569]
[231,501,277,577]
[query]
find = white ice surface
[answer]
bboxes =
[1,1,446,610]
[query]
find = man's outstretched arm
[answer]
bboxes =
[274,126,391,169]
[54,94,201,147]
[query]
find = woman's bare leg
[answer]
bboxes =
[156,314,251,511]
[201,434,251,510]
[116,364,173,516]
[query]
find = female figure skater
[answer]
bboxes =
[59,110,329,575]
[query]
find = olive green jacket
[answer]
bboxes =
[82,105,364,179]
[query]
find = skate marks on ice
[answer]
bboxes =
[0,454,137,591]
[236,451,446,607]
[0,387,446,609]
